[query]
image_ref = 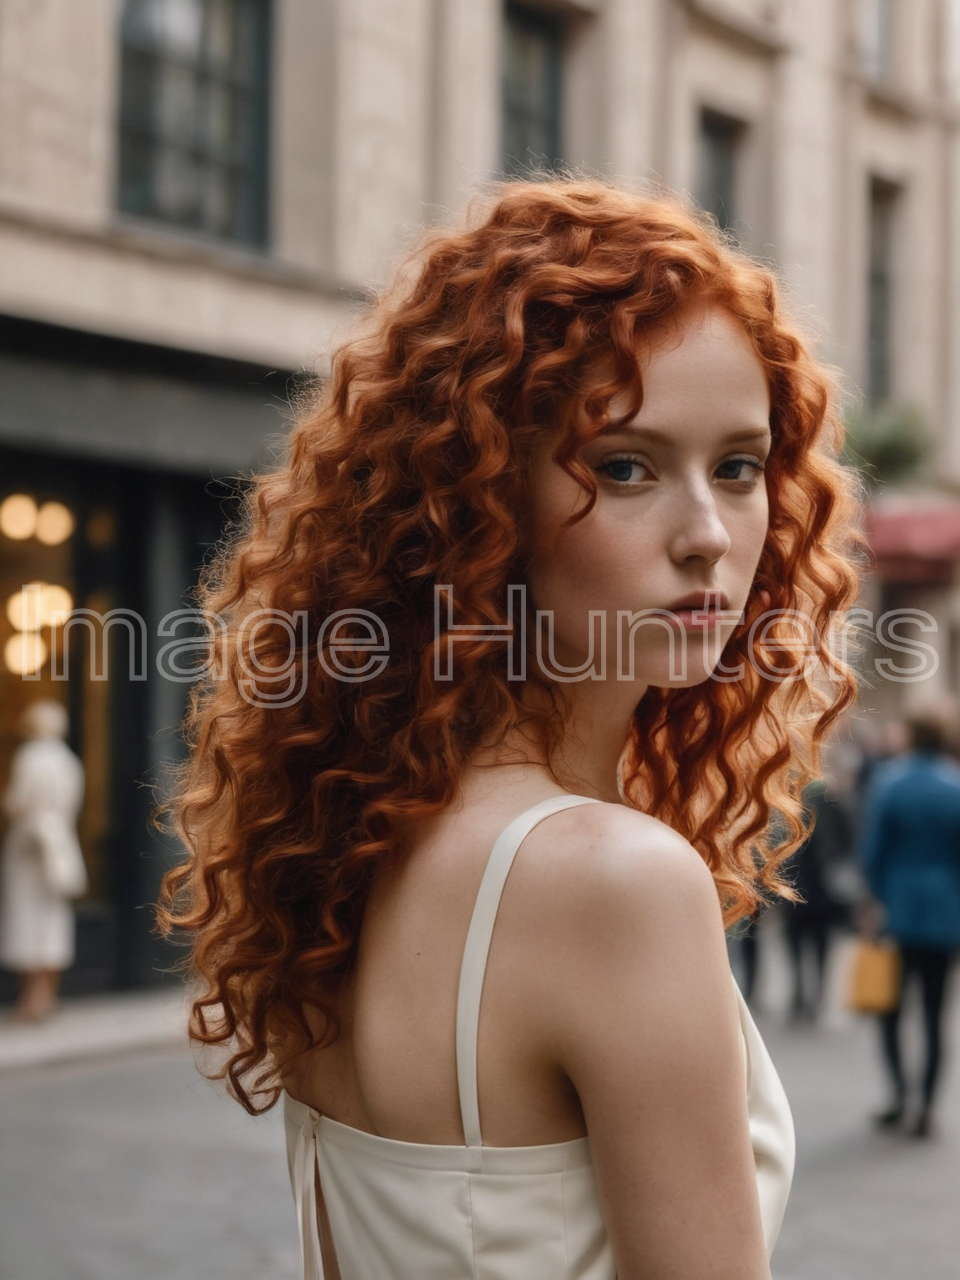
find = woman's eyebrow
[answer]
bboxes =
[599,423,772,445]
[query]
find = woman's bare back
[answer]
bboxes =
[285,769,600,1146]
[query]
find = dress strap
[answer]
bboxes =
[455,793,602,1147]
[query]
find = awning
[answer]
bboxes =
[864,498,960,584]
[0,350,290,475]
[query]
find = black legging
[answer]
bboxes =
[785,912,832,1017]
[880,945,956,1110]
[737,914,760,1004]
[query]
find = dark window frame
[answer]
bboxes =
[117,0,272,248]
[697,107,746,232]
[867,175,900,405]
[501,2,564,177]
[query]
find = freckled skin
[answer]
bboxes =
[524,304,772,690]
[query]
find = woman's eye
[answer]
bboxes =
[597,457,649,485]
[715,457,765,484]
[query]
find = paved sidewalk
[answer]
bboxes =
[740,924,960,1280]
[0,987,187,1073]
[0,1042,295,1280]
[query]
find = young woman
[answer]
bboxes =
[160,180,860,1280]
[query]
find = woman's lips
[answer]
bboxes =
[663,591,730,629]
[669,606,722,630]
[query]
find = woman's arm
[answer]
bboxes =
[544,810,771,1280]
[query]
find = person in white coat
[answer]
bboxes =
[0,700,86,1021]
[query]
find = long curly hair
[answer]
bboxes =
[158,179,861,1112]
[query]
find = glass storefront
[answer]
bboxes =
[0,446,236,997]
[0,316,285,999]
[0,484,118,900]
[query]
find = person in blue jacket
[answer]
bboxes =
[860,714,960,1136]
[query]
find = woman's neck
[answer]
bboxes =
[467,677,648,805]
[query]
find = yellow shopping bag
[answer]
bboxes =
[845,938,901,1014]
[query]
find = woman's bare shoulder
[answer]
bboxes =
[521,803,765,1280]
[519,798,720,930]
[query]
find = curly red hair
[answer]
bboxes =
[158,180,861,1112]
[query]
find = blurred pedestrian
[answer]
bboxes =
[0,700,86,1022]
[853,717,907,818]
[859,713,960,1137]
[735,911,761,1007]
[785,778,854,1022]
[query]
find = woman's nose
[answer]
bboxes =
[668,486,732,565]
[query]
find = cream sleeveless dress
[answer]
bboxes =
[284,794,795,1279]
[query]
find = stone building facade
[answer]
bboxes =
[6,1,960,393]
[0,0,957,990]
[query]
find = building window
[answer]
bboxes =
[501,3,563,176]
[867,176,899,405]
[696,108,746,232]
[862,0,897,82]
[117,0,271,246]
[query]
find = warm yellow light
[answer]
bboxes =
[7,583,44,630]
[86,508,116,550]
[43,584,73,620]
[3,631,48,675]
[5,582,73,630]
[35,502,74,546]
[0,494,38,540]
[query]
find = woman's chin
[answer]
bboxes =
[632,628,742,690]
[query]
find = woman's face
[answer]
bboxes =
[523,304,771,690]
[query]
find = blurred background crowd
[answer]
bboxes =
[1,2,960,1276]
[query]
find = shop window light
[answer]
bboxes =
[0,494,38,540]
[3,632,48,676]
[5,582,74,631]
[36,502,75,546]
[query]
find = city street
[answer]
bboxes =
[0,933,958,1280]
[764,1002,960,1279]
